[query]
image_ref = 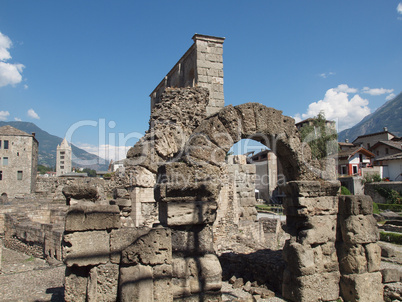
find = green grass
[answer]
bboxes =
[376,203,402,212]
[24,255,35,262]
[380,231,402,245]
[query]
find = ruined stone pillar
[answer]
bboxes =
[337,195,383,302]
[282,180,341,302]
[155,162,223,301]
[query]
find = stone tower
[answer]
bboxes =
[56,138,72,176]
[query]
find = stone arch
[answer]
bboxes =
[180,102,311,182]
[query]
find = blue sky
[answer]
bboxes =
[1,1,401,161]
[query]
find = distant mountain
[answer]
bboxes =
[0,121,109,171]
[338,92,402,142]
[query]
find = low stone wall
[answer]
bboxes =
[364,181,402,204]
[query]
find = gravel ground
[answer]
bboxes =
[0,247,65,302]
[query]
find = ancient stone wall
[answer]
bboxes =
[150,34,225,116]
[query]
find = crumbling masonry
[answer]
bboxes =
[62,35,383,301]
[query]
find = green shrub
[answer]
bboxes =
[340,186,352,195]
[380,231,402,245]
[373,202,380,214]
[377,203,402,212]
[375,186,402,204]
[362,173,382,184]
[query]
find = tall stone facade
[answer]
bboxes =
[0,125,38,198]
[56,138,72,176]
[150,34,225,117]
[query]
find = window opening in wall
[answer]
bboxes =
[0,171,2,180]
[4,140,8,149]
[3,157,8,166]
[60,156,64,159]
[359,154,363,162]
[17,171,23,180]
[352,165,358,174]
[61,166,64,169]
[17,152,19,156]
[60,151,65,155]
[341,165,347,175]
[0,140,2,148]
[386,148,389,154]
[60,161,64,164]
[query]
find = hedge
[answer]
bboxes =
[380,231,402,245]
[376,203,402,212]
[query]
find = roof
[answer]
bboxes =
[338,142,354,147]
[352,130,399,143]
[370,140,402,152]
[0,125,32,137]
[337,146,375,159]
[375,152,402,162]
[295,118,335,127]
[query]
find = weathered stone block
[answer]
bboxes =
[184,134,226,165]
[199,254,222,292]
[340,272,383,302]
[194,116,233,152]
[381,268,402,283]
[284,180,340,198]
[340,215,379,244]
[217,105,242,142]
[64,266,89,302]
[63,230,110,267]
[365,242,381,272]
[65,205,120,232]
[339,195,373,216]
[282,270,340,302]
[153,264,173,302]
[110,227,150,264]
[283,241,338,276]
[127,166,156,188]
[119,264,153,302]
[121,227,172,266]
[87,263,119,302]
[338,243,367,274]
[171,225,214,255]
[283,196,338,216]
[63,184,100,203]
[155,162,221,203]
[159,201,218,226]
[286,215,337,245]
[239,197,256,207]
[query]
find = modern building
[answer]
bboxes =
[0,125,39,198]
[56,138,72,176]
[374,153,402,181]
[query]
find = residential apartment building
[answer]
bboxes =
[0,125,38,198]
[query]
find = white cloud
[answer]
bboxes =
[397,3,402,14]
[333,84,358,94]
[298,85,371,131]
[0,32,25,88]
[76,143,130,161]
[24,84,28,89]
[319,72,335,79]
[0,110,10,121]
[14,117,22,121]
[0,32,12,61]
[386,93,396,101]
[361,87,394,96]
[27,108,40,119]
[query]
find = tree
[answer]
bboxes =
[299,111,338,159]
[37,164,53,174]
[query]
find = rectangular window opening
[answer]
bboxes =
[17,171,23,180]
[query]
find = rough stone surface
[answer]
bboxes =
[119,264,153,302]
[63,230,110,267]
[65,204,120,232]
[338,195,374,216]
[64,266,89,302]
[171,224,214,255]
[340,272,383,302]
[282,270,340,302]
[339,214,379,244]
[87,263,119,302]
[62,184,100,204]
[121,227,172,266]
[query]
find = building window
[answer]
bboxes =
[17,171,23,180]
[3,157,8,166]
[386,148,389,154]
[341,166,347,175]
[60,156,64,159]
[60,151,65,155]
[4,140,8,149]
[0,171,2,180]
[352,165,358,174]
[60,161,64,164]
[0,140,1,148]
[17,152,19,156]
[60,166,64,169]
[377,151,379,156]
